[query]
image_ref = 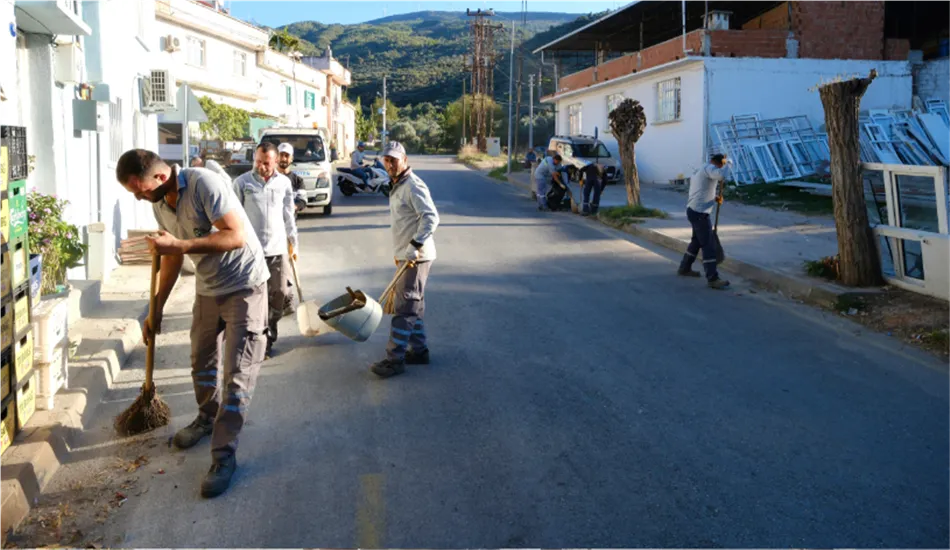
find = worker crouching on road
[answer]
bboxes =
[371,141,440,378]
[580,162,606,216]
[233,142,300,358]
[533,153,563,211]
[678,153,731,289]
[115,149,269,498]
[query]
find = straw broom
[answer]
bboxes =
[115,252,170,435]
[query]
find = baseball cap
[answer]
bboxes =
[382,141,406,160]
[277,143,294,156]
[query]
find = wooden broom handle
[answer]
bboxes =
[379,261,415,303]
[144,253,161,389]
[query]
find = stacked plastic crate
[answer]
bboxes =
[1,126,36,455]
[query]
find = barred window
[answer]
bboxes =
[656,77,681,123]
[568,103,582,135]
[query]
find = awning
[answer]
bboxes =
[14,1,91,36]
[533,1,784,54]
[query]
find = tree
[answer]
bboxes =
[818,70,884,287]
[269,29,300,53]
[411,117,443,153]
[608,99,647,206]
[388,121,419,151]
[197,96,250,141]
[353,97,374,141]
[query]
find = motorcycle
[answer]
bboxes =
[336,159,391,197]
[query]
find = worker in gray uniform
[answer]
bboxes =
[371,141,440,378]
[533,153,563,211]
[232,142,299,358]
[115,149,269,499]
[678,153,731,289]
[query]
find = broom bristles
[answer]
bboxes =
[115,384,171,436]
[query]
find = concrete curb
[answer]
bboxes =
[1,304,149,543]
[505,173,852,308]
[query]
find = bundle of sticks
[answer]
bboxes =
[118,231,159,265]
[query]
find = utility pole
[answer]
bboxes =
[467,8,500,153]
[528,73,534,150]
[382,75,387,148]
[182,82,190,168]
[512,0,526,161]
[461,79,466,148]
[505,19,515,173]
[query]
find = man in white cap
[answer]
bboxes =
[232,142,299,358]
[276,142,307,315]
[371,141,440,378]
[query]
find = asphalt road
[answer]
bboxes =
[20,156,949,548]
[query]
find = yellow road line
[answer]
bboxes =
[357,473,384,548]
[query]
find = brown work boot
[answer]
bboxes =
[173,416,213,449]
[371,358,406,378]
[708,278,731,290]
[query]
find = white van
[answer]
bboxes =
[259,127,334,215]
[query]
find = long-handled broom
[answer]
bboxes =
[115,252,170,435]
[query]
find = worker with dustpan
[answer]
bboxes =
[371,141,441,378]
[115,149,270,499]
[677,153,732,289]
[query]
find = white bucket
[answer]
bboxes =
[318,291,383,342]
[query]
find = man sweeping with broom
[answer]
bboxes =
[115,149,270,498]
[677,153,731,289]
[371,141,440,378]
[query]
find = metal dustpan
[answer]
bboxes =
[318,261,414,343]
[290,256,330,337]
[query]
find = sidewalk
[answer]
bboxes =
[508,172,847,306]
[1,264,194,542]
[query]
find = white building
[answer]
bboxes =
[536,1,943,184]
[5,0,160,281]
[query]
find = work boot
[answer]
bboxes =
[405,348,430,365]
[173,416,213,449]
[708,278,731,290]
[677,269,702,278]
[200,454,237,499]
[371,358,406,378]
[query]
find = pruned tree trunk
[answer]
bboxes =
[618,143,640,205]
[608,99,647,208]
[819,69,884,287]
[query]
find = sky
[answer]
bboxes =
[225,0,626,28]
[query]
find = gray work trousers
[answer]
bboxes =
[191,283,268,461]
[265,255,291,347]
[386,261,431,360]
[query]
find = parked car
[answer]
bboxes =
[259,127,334,215]
[231,143,255,164]
[547,135,622,184]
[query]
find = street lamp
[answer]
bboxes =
[289,50,303,126]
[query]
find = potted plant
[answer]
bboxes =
[27,191,87,297]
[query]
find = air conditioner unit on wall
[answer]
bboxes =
[164,35,181,52]
[141,69,177,113]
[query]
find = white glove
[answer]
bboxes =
[405,244,420,261]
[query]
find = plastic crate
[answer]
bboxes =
[10,238,27,287]
[15,370,36,430]
[1,144,8,193]
[0,195,8,244]
[0,127,28,182]
[29,254,41,302]
[7,180,26,242]
[0,240,9,299]
[1,298,10,349]
[36,344,67,411]
[12,282,29,335]
[13,330,32,386]
[32,296,67,363]
[0,347,10,402]
[0,398,14,455]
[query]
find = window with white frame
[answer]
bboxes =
[656,77,681,123]
[233,51,247,76]
[606,93,624,132]
[186,36,206,67]
[568,103,582,135]
[109,98,123,164]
